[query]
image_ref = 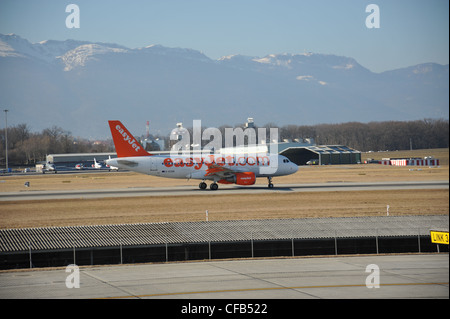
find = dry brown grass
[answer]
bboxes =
[0,189,447,229]
[0,148,448,229]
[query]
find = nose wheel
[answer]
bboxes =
[268,177,274,188]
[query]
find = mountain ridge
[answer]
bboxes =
[0,33,448,139]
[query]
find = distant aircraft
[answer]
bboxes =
[92,158,102,169]
[75,163,84,170]
[42,162,57,174]
[106,120,298,190]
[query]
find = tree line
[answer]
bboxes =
[0,124,114,166]
[278,118,448,152]
[1,118,448,166]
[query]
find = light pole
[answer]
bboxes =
[3,109,8,172]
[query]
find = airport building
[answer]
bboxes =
[379,157,440,167]
[243,118,362,165]
[274,142,362,165]
[46,152,115,164]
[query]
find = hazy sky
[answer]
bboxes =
[0,0,448,73]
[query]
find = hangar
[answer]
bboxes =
[46,152,116,164]
[274,143,361,165]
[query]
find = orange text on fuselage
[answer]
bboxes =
[163,155,270,170]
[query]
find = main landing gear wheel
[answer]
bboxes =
[210,183,219,190]
[199,182,207,190]
[267,177,274,188]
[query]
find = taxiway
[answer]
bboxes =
[0,254,447,299]
[0,180,447,201]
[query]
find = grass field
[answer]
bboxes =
[0,148,448,229]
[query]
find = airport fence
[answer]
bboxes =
[1,228,448,270]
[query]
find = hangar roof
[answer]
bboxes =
[1,216,446,253]
[280,144,360,155]
[46,153,117,163]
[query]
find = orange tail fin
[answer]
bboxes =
[108,120,150,157]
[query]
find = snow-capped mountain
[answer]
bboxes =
[0,33,91,62]
[59,44,129,71]
[0,33,448,138]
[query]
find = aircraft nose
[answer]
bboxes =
[291,163,298,173]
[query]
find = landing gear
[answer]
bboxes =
[267,177,274,189]
[199,181,219,190]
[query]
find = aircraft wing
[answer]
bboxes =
[205,163,233,177]
[186,162,242,180]
[201,162,257,186]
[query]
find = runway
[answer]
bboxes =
[0,180,448,201]
[0,254,447,300]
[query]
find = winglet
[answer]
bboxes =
[108,121,150,157]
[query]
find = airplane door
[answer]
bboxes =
[150,158,158,173]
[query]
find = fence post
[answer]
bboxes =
[334,231,338,255]
[165,239,168,262]
[292,238,295,257]
[251,232,254,258]
[208,231,211,261]
[208,240,211,261]
[73,242,76,265]
[376,229,379,255]
[29,241,32,269]
[291,229,295,257]
[120,240,123,264]
[417,228,421,253]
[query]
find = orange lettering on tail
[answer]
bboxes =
[108,120,150,157]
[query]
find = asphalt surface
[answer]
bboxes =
[0,254,447,300]
[0,180,448,201]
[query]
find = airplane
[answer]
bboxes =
[92,158,102,169]
[75,163,84,170]
[105,120,298,190]
[42,162,57,174]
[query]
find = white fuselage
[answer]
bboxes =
[106,153,298,181]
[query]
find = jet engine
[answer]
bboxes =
[218,172,256,185]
